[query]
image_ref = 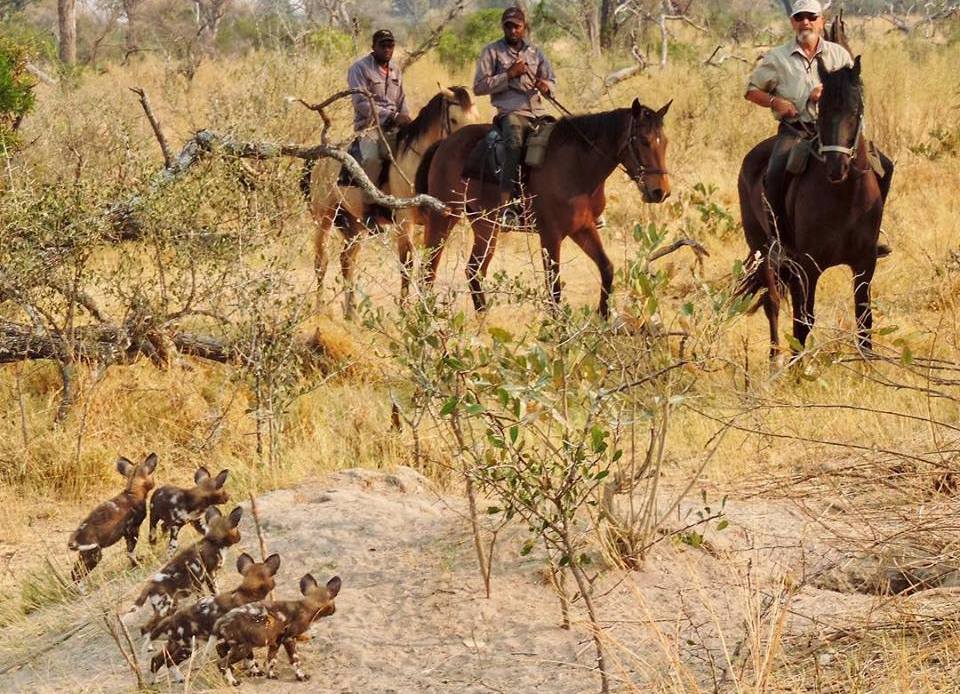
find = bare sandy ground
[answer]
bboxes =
[0,466,930,693]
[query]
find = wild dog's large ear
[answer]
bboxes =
[194,466,210,484]
[214,469,229,488]
[142,452,159,475]
[326,575,342,598]
[852,54,861,78]
[236,552,255,575]
[656,99,673,120]
[228,506,243,528]
[817,55,829,83]
[265,553,281,576]
[116,457,135,477]
[204,505,222,524]
[300,573,318,595]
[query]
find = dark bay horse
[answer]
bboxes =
[738,56,885,357]
[417,99,672,317]
[306,87,479,317]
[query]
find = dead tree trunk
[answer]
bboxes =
[57,0,77,64]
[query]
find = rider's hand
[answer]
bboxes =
[535,79,551,95]
[772,96,798,119]
[395,114,413,126]
[809,85,823,104]
[507,58,527,79]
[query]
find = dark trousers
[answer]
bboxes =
[496,113,535,197]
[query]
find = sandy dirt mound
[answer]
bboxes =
[0,467,926,692]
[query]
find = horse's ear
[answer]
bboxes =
[631,98,642,117]
[816,56,829,83]
[852,55,861,77]
[437,82,455,100]
[656,99,673,120]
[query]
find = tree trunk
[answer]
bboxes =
[58,0,77,65]
[122,0,141,59]
[599,0,616,50]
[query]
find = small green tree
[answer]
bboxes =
[436,8,502,71]
[0,37,35,153]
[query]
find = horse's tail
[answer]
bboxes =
[737,251,780,316]
[415,141,442,196]
[299,158,316,201]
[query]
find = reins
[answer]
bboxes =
[542,92,668,185]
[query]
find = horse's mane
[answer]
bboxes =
[396,86,472,153]
[552,104,663,146]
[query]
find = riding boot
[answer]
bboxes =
[764,125,801,246]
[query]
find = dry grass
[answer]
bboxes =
[1,16,960,691]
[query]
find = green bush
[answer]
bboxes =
[437,8,502,71]
[302,26,354,61]
[0,36,36,153]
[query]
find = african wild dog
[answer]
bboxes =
[67,453,159,582]
[148,552,280,682]
[212,573,341,684]
[149,466,230,556]
[132,505,243,636]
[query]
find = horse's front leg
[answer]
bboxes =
[853,261,876,354]
[570,225,614,318]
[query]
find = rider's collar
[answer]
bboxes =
[791,36,822,57]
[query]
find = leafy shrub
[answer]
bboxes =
[302,26,354,61]
[0,36,36,152]
[437,8,502,71]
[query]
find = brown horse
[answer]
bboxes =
[418,99,672,317]
[306,87,479,317]
[738,56,884,357]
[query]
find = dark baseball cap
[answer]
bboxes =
[501,7,525,25]
[372,29,395,44]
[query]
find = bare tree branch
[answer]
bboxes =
[401,0,466,70]
[130,87,174,169]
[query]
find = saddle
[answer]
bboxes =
[785,134,886,177]
[336,137,391,189]
[462,118,557,183]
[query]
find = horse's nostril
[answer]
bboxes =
[648,188,665,202]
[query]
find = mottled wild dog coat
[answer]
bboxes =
[149,552,281,681]
[149,466,230,555]
[134,505,243,634]
[213,573,342,684]
[67,453,159,582]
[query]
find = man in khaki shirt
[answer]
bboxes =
[745,0,893,240]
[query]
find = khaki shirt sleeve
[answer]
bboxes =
[746,54,778,95]
[474,45,509,96]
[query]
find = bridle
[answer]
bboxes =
[818,111,863,160]
[617,112,669,186]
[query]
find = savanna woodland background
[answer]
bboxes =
[1,0,960,690]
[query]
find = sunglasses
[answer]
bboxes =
[792,12,819,21]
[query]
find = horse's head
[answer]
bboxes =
[817,55,864,184]
[621,98,672,203]
[397,86,479,154]
[439,85,480,131]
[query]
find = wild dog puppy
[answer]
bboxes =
[149,552,280,682]
[213,573,341,685]
[149,466,230,556]
[67,453,159,582]
[133,505,243,636]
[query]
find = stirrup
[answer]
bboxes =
[498,203,523,230]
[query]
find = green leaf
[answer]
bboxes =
[439,397,458,416]
[486,506,501,514]
[489,326,513,343]
[520,539,535,556]
[716,519,729,531]
[509,425,519,445]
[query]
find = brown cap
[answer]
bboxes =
[501,7,525,25]
[372,29,395,45]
